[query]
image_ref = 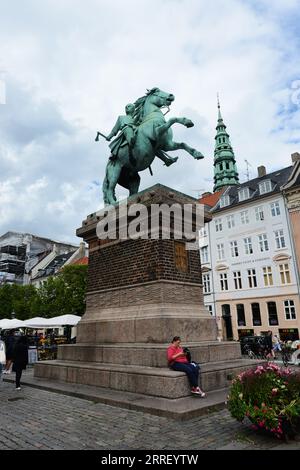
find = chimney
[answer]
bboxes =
[291,152,300,163]
[257,165,266,178]
[79,241,86,257]
[201,191,212,198]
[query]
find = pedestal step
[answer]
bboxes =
[57,341,241,367]
[34,358,258,398]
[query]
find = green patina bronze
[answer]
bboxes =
[96,87,205,204]
[213,97,239,192]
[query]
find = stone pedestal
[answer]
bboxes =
[35,184,244,398]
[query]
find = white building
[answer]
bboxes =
[199,163,300,342]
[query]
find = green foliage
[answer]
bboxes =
[228,363,300,439]
[0,265,88,319]
[0,284,14,318]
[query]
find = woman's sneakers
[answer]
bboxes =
[191,386,206,397]
[16,387,21,391]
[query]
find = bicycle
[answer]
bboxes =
[281,345,292,367]
[243,343,257,359]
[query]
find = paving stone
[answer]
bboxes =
[1,380,299,450]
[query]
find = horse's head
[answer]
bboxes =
[134,88,175,123]
[147,87,175,108]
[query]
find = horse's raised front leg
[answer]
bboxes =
[156,117,194,141]
[164,140,204,160]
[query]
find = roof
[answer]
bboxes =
[281,160,300,191]
[212,165,293,213]
[71,256,88,266]
[32,251,76,280]
[199,190,224,208]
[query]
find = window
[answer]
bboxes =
[259,180,272,195]
[203,274,211,294]
[279,264,291,284]
[268,301,279,326]
[255,206,264,221]
[251,303,262,326]
[217,243,225,261]
[271,201,281,217]
[258,234,269,252]
[220,273,228,291]
[230,241,239,258]
[201,246,209,264]
[236,304,246,326]
[284,300,296,320]
[233,271,242,289]
[215,218,223,232]
[248,269,257,288]
[238,188,250,202]
[227,215,235,229]
[275,230,286,249]
[240,210,249,224]
[263,266,273,286]
[174,242,188,272]
[220,195,230,208]
[244,237,253,255]
[206,304,213,316]
[199,226,207,238]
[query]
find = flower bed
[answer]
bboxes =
[228,363,300,439]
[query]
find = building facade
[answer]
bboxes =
[0,231,78,285]
[200,163,300,342]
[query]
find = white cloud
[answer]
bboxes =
[0,0,299,241]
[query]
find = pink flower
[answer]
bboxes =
[271,388,278,395]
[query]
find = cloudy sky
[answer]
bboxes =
[0,0,300,244]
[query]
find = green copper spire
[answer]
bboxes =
[213,97,239,192]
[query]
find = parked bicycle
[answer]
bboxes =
[243,343,257,359]
[280,344,292,367]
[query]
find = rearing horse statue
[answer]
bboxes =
[101,87,204,204]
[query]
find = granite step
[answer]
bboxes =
[4,368,229,420]
[57,341,242,366]
[34,358,259,398]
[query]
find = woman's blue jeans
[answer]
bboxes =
[170,362,200,388]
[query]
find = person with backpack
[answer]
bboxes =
[167,336,206,397]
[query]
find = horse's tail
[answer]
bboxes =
[102,163,110,204]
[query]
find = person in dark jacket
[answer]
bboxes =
[264,330,275,358]
[12,336,28,390]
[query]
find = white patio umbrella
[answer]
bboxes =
[24,314,81,328]
[0,319,25,329]
[46,314,81,327]
[23,317,54,328]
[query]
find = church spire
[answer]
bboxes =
[213,96,239,192]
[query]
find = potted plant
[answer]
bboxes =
[228,363,300,440]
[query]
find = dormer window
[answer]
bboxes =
[220,195,230,208]
[259,180,272,195]
[238,187,250,202]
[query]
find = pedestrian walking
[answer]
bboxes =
[3,330,16,374]
[0,334,6,380]
[12,336,28,390]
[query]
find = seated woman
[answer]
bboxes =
[167,336,206,397]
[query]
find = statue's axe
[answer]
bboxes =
[95,131,108,142]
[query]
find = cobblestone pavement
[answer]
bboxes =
[0,380,299,450]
